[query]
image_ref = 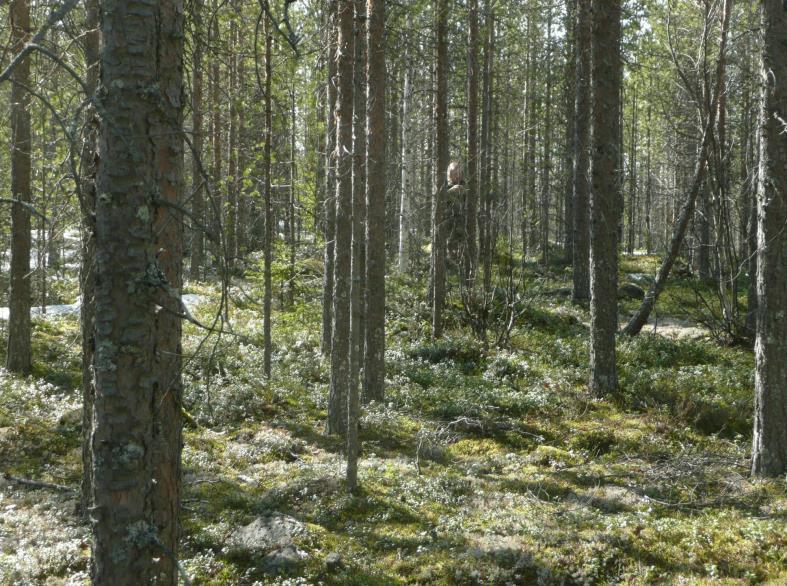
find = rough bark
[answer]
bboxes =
[572,0,591,303]
[751,0,787,477]
[6,0,32,375]
[91,0,184,582]
[589,0,622,396]
[364,0,386,403]
[328,0,353,436]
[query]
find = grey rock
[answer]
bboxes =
[551,287,573,297]
[260,544,303,574]
[325,552,343,571]
[228,512,306,553]
[618,283,645,300]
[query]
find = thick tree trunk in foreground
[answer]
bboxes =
[328,0,354,436]
[91,0,184,583]
[364,0,386,403]
[751,0,787,478]
[6,0,32,375]
[589,0,622,396]
[572,0,591,303]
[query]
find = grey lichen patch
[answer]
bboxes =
[126,520,157,548]
[112,441,145,469]
[95,340,118,373]
[137,205,150,223]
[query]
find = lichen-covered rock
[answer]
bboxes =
[618,283,645,300]
[228,513,306,553]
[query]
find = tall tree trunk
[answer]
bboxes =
[589,0,622,396]
[210,5,223,268]
[328,0,354,436]
[91,0,184,582]
[364,0,386,403]
[572,0,591,303]
[480,6,495,292]
[431,0,449,339]
[322,2,339,356]
[751,0,787,477]
[226,18,238,267]
[6,0,32,375]
[540,10,553,265]
[347,0,366,490]
[627,84,638,254]
[563,0,577,264]
[190,0,205,281]
[645,103,653,254]
[288,84,297,307]
[237,46,248,259]
[263,19,273,378]
[521,16,533,261]
[465,0,479,286]
[398,19,413,274]
[79,0,100,519]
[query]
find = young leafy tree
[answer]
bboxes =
[91,0,184,582]
[751,0,787,477]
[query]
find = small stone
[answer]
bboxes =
[325,552,343,571]
[261,544,302,574]
[228,512,306,553]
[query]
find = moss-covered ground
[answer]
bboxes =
[0,257,784,585]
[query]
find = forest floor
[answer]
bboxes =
[0,255,784,585]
